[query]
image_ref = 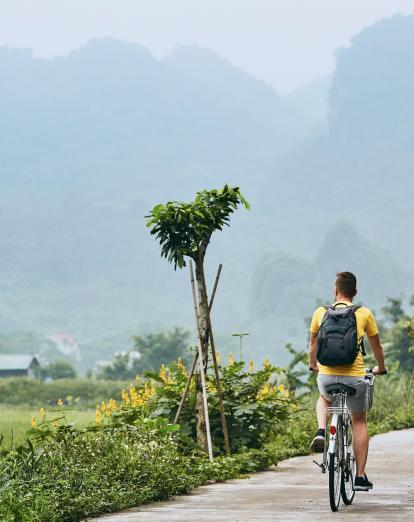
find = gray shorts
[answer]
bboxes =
[317,374,368,413]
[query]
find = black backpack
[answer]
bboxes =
[317,302,366,366]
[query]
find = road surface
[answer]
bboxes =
[92,428,413,521]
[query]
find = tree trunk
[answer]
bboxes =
[194,253,210,450]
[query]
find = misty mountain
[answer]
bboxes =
[247,14,414,357]
[0,38,313,344]
[1,14,414,364]
[258,14,414,265]
[250,221,414,362]
[284,75,331,127]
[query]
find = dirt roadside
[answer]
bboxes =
[92,428,413,521]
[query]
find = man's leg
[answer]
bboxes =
[317,395,330,429]
[311,395,330,452]
[352,410,369,477]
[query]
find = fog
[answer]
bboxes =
[1,0,413,92]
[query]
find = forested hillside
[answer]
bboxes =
[0,38,312,342]
[1,15,414,365]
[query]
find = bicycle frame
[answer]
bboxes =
[314,370,376,473]
[313,392,351,473]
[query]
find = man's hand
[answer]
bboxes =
[372,365,387,375]
[309,365,319,373]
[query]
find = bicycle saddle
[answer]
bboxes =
[325,383,357,396]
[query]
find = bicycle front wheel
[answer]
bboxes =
[341,417,356,505]
[329,421,343,512]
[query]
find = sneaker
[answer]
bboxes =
[310,428,326,453]
[354,474,373,491]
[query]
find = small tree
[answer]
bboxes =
[133,327,190,372]
[97,353,132,381]
[41,360,77,380]
[146,185,249,448]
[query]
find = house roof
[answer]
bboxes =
[0,355,39,371]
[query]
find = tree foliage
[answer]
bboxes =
[380,297,414,372]
[97,328,190,380]
[41,360,77,380]
[133,327,190,372]
[146,185,249,269]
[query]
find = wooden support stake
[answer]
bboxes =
[174,264,223,424]
[203,282,231,455]
[173,351,197,424]
[209,264,223,313]
[189,260,213,462]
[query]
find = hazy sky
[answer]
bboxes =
[1,0,414,92]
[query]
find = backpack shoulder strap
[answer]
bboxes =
[319,306,331,328]
[349,305,367,355]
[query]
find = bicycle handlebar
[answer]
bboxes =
[366,367,388,375]
[308,367,388,374]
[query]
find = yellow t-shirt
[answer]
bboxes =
[310,301,379,377]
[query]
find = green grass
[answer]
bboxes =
[0,405,94,448]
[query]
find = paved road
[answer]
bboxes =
[93,429,413,521]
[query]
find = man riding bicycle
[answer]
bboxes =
[308,271,387,491]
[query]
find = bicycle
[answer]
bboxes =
[312,368,384,512]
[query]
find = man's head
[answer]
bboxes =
[334,271,357,301]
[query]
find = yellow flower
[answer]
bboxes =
[109,399,117,412]
[95,407,102,425]
[278,384,285,392]
[150,383,156,398]
[135,374,141,383]
[263,357,270,369]
[257,382,276,400]
[121,389,129,404]
[216,352,220,365]
[181,365,187,377]
[40,407,46,421]
[101,401,107,413]
[228,352,234,366]
[249,360,254,373]
[52,419,58,430]
[177,357,183,370]
[285,389,290,398]
[31,416,36,428]
[159,364,166,381]
[57,399,63,407]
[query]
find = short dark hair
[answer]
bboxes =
[335,271,357,298]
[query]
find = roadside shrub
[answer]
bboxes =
[114,357,294,452]
[0,412,271,521]
[0,359,413,522]
[0,378,128,408]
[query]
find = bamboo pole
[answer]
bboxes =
[173,351,197,424]
[201,272,231,455]
[189,260,213,462]
[209,264,222,313]
[174,264,223,425]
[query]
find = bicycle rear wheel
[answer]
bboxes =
[329,421,343,512]
[341,417,356,505]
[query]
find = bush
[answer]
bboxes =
[116,358,293,452]
[1,360,413,521]
[0,412,271,521]
[0,378,128,408]
[40,360,77,380]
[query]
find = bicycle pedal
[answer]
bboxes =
[312,460,326,473]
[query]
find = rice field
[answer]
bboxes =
[0,405,94,448]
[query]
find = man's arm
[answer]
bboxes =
[367,334,387,374]
[308,332,319,371]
